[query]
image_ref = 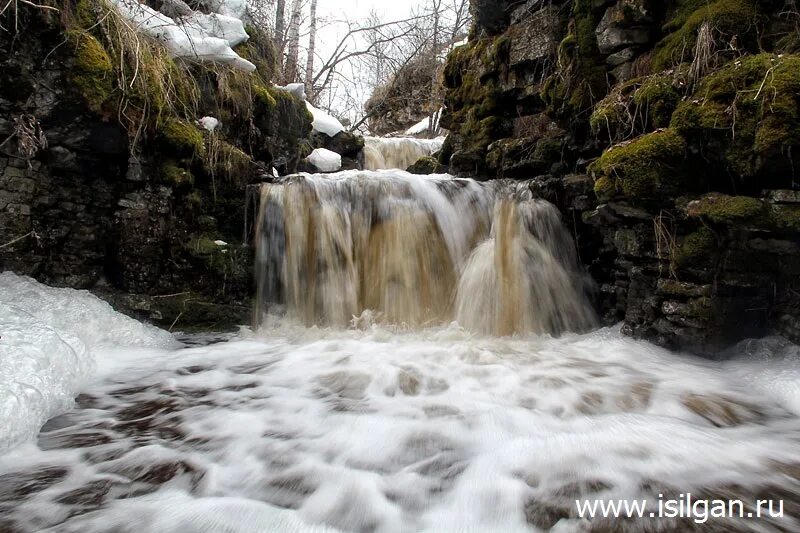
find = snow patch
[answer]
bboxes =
[306,102,345,137]
[307,148,342,172]
[404,110,443,136]
[198,117,220,132]
[276,83,307,101]
[109,0,255,72]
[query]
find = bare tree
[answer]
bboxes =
[283,0,302,82]
[274,0,285,59]
[304,0,318,101]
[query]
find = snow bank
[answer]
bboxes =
[306,102,345,137]
[0,272,174,449]
[109,0,255,72]
[404,110,443,136]
[307,148,342,172]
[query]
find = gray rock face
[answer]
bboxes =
[595,1,654,54]
[509,5,561,67]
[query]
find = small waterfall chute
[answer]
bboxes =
[254,170,596,336]
[362,137,445,171]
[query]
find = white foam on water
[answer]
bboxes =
[0,272,174,450]
[1,319,798,532]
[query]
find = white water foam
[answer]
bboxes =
[0,272,174,449]
[1,320,798,532]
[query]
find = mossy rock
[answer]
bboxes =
[772,205,800,231]
[160,118,205,157]
[253,84,278,109]
[673,226,718,268]
[684,194,770,225]
[206,139,256,186]
[590,68,689,141]
[671,54,800,182]
[235,25,279,81]
[407,156,443,175]
[654,0,760,70]
[67,30,114,113]
[589,129,688,200]
[685,194,800,234]
[161,162,194,188]
[541,0,608,117]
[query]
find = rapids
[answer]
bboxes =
[1,321,799,532]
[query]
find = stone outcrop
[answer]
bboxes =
[0,1,311,330]
[441,0,800,354]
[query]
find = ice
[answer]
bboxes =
[0,272,173,450]
[109,0,255,72]
[306,102,345,137]
[306,148,342,172]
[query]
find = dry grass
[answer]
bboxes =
[65,0,200,150]
[653,211,678,279]
[689,21,716,88]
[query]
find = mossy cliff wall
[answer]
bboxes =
[441,0,800,353]
[0,2,312,330]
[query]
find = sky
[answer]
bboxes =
[311,0,428,123]
[317,0,418,27]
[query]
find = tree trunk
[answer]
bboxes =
[428,0,442,137]
[275,0,286,67]
[284,0,303,83]
[305,0,318,102]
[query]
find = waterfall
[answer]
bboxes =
[362,137,445,170]
[254,171,595,335]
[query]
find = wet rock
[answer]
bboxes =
[524,498,572,530]
[0,467,68,501]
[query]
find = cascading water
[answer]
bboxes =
[3,141,800,533]
[362,137,445,171]
[254,170,595,335]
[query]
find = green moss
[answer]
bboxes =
[593,176,617,201]
[161,162,194,187]
[234,25,279,81]
[542,0,608,116]
[161,118,204,156]
[685,194,770,224]
[674,226,718,268]
[253,84,277,108]
[589,129,687,199]
[74,0,102,30]
[633,70,685,128]
[207,140,255,185]
[68,30,113,113]
[654,0,759,70]
[672,54,800,178]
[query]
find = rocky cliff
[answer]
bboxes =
[0,1,312,330]
[439,0,800,354]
